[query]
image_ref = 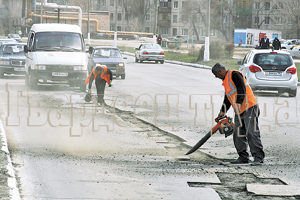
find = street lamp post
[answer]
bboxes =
[204,0,210,61]
[40,0,43,23]
[87,0,91,45]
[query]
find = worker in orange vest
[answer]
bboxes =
[212,63,265,166]
[85,64,113,106]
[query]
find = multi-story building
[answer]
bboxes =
[1,0,298,41]
[0,0,23,35]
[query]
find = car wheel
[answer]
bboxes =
[288,89,297,97]
[0,72,4,78]
[135,57,139,62]
[121,74,125,79]
[139,59,143,63]
[160,60,164,64]
[155,61,158,64]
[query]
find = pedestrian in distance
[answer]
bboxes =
[85,64,113,106]
[259,35,270,49]
[157,34,163,46]
[272,37,281,50]
[212,63,265,165]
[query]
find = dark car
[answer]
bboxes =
[0,43,26,78]
[88,46,126,79]
[7,34,22,43]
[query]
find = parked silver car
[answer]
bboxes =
[0,42,26,78]
[135,44,165,64]
[6,34,22,42]
[237,49,298,97]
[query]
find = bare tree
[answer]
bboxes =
[180,0,207,41]
[272,0,300,38]
[121,0,152,32]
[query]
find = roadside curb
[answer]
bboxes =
[122,52,212,70]
[123,52,300,86]
[0,120,20,200]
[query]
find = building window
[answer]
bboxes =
[274,2,282,10]
[223,15,228,23]
[181,28,188,35]
[146,14,150,21]
[117,26,121,31]
[162,27,168,35]
[211,29,216,36]
[254,16,259,25]
[264,16,270,25]
[145,27,150,33]
[173,15,177,23]
[110,0,114,6]
[118,13,122,21]
[192,29,197,35]
[118,0,122,7]
[172,28,177,36]
[110,13,114,21]
[265,2,270,10]
[274,17,282,25]
[254,2,260,10]
[101,0,106,6]
[174,1,178,9]
[181,15,188,23]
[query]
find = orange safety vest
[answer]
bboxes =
[222,70,256,114]
[85,66,110,85]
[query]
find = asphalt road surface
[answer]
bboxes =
[0,53,300,199]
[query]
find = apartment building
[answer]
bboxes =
[1,0,297,40]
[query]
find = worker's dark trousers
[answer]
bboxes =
[233,105,265,161]
[95,78,106,104]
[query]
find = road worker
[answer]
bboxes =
[85,64,112,106]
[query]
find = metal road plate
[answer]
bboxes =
[52,72,68,76]
[265,72,282,76]
[14,68,25,71]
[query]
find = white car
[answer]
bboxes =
[237,49,298,97]
[281,39,299,50]
[135,44,165,64]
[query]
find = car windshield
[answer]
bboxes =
[1,44,24,55]
[144,44,162,49]
[93,48,121,58]
[253,53,293,71]
[34,32,84,52]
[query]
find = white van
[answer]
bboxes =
[24,23,88,91]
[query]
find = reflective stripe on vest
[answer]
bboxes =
[226,70,249,98]
[223,70,256,114]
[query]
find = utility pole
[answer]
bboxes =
[21,0,26,36]
[40,0,43,23]
[204,0,210,61]
[57,8,60,23]
[114,0,117,31]
[154,0,158,35]
[87,0,91,45]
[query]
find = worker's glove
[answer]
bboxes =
[87,89,91,94]
[109,80,113,87]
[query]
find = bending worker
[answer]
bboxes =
[212,63,265,165]
[85,64,112,106]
